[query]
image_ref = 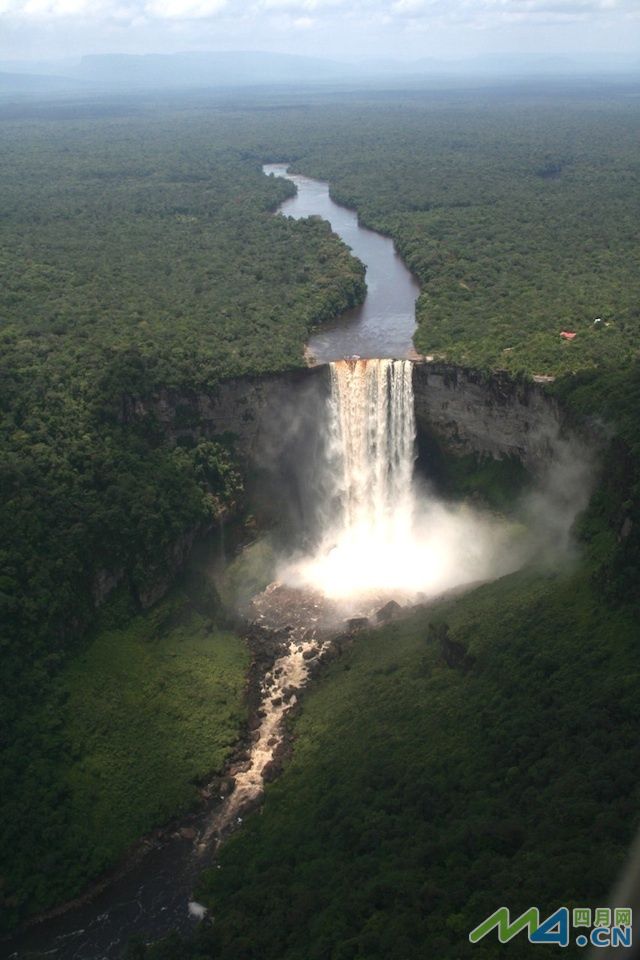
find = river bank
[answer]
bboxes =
[264,163,420,362]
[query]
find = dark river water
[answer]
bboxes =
[4,165,419,960]
[5,811,214,959]
[263,163,419,361]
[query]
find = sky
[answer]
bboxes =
[1,0,639,65]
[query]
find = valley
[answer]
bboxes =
[1,84,640,960]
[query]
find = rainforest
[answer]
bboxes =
[1,79,640,960]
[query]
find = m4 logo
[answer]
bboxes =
[469,907,569,946]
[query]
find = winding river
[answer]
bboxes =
[263,163,419,362]
[6,166,419,960]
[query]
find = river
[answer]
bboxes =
[6,625,330,960]
[5,165,419,960]
[263,163,419,362]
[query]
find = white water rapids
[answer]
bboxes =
[197,361,429,853]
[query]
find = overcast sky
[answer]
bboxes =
[1,0,639,64]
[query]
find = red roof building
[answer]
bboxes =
[560,331,577,341]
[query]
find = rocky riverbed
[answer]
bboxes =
[7,579,407,958]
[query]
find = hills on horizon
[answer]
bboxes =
[1,49,639,95]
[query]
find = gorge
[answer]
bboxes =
[7,164,593,960]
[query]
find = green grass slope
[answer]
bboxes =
[0,586,249,931]
[141,566,638,960]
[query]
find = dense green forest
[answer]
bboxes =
[273,93,640,376]
[139,568,639,960]
[2,84,640,954]
[138,365,640,960]
[0,109,365,931]
[130,89,640,959]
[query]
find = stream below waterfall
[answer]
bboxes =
[5,168,420,960]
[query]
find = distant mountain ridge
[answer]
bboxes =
[75,50,354,85]
[0,49,638,95]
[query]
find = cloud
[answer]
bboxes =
[392,0,430,15]
[1,0,637,71]
[24,0,87,13]
[458,0,638,27]
[9,0,228,17]
[3,0,95,15]
[258,0,347,10]
[0,0,638,21]
[144,0,226,18]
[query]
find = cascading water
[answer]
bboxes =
[305,358,422,599]
[284,358,424,602]
[201,356,570,861]
[327,358,416,540]
[283,357,521,605]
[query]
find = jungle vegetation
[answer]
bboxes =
[130,86,640,960]
[140,563,639,960]
[276,92,640,376]
[2,83,640,951]
[0,106,365,931]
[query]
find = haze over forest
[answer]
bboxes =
[2,0,640,91]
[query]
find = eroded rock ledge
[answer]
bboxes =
[100,361,569,610]
[119,361,564,474]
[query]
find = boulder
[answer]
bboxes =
[440,635,475,673]
[218,776,236,797]
[262,760,281,783]
[376,600,402,623]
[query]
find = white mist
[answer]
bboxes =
[281,359,522,606]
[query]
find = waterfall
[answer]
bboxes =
[283,358,432,602]
[327,358,416,543]
[281,356,521,605]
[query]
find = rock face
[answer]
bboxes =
[119,367,328,465]
[102,360,570,611]
[120,366,329,533]
[376,600,402,623]
[136,525,202,609]
[92,567,125,606]
[412,362,564,473]
[439,634,475,673]
[122,362,565,481]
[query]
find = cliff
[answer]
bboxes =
[412,362,564,474]
[119,367,328,464]
[104,361,573,609]
[122,361,565,476]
